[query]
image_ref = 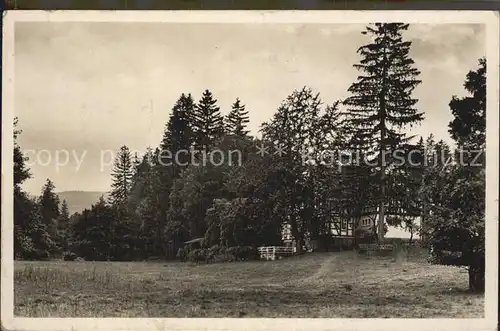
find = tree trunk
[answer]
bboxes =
[291,224,303,254]
[378,46,388,245]
[468,265,485,292]
[378,112,386,244]
[377,192,385,243]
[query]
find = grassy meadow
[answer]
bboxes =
[14,251,483,318]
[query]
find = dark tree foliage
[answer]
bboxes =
[145,93,198,258]
[14,117,31,188]
[342,23,423,242]
[55,199,71,251]
[14,188,56,260]
[71,197,116,261]
[428,58,486,292]
[191,89,225,152]
[129,149,153,213]
[110,145,134,206]
[39,179,60,239]
[261,87,343,253]
[13,118,57,260]
[225,98,250,137]
[160,93,195,170]
[448,58,486,150]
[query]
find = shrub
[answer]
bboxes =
[224,246,258,261]
[213,252,236,263]
[63,251,77,261]
[187,248,208,263]
[207,245,223,260]
[236,246,258,261]
[226,246,239,258]
[182,245,259,264]
[176,248,187,262]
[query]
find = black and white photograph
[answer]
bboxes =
[1,10,498,331]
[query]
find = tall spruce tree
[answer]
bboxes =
[39,179,60,242]
[191,89,224,152]
[57,199,71,250]
[226,98,250,137]
[60,200,71,228]
[110,145,134,206]
[144,94,197,258]
[160,93,195,172]
[342,23,423,243]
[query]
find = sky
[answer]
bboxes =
[14,22,485,195]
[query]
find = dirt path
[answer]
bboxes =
[286,254,339,287]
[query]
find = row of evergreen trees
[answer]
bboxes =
[13,24,486,291]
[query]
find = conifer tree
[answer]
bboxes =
[448,58,486,150]
[60,199,71,229]
[132,153,141,174]
[57,199,71,250]
[145,94,197,258]
[14,117,34,258]
[226,98,250,137]
[191,89,225,152]
[427,58,487,292]
[39,179,60,242]
[159,93,195,172]
[110,145,134,206]
[342,23,423,243]
[14,117,31,188]
[130,148,154,209]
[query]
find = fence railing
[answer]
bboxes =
[258,246,296,260]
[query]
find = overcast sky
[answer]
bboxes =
[14,22,485,195]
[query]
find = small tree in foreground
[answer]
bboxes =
[427,166,485,292]
[427,58,486,292]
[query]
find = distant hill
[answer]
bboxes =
[56,191,109,215]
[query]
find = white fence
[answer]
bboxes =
[258,246,296,261]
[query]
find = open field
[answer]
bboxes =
[14,251,483,318]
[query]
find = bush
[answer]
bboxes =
[226,246,239,258]
[23,249,51,261]
[63,251,78,261]
[212,252,236,263]
[236,246,258,261]
[176,248,187,262]
[207,245,223,260]
[187,248,208,263]
[219,246,258,262]
[182,245,259,264]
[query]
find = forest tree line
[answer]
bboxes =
[13,23,486,290]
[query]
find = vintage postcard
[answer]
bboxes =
[2,10,499,331]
